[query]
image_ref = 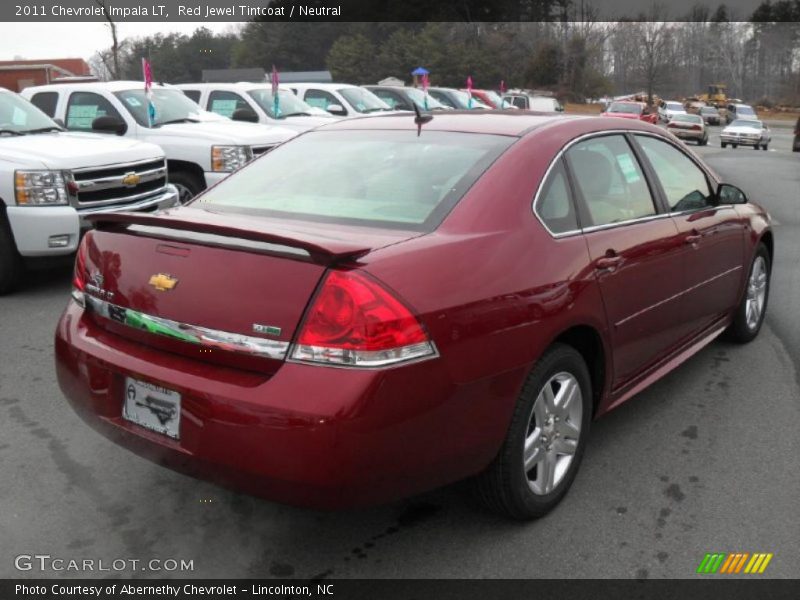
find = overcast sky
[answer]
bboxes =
[0,22,241,62]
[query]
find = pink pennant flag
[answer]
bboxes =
[500,80,506,94]
[271,65,281,117]
[421,73,429,92]
[466,76,473,93]
[142,58,155,126]
[271,65,279,96]
[142,58,153,92]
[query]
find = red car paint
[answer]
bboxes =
[55,113,772,509]
[601,101,658,124]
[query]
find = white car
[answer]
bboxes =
[720,119,771,150]
[175,83,337,133]
[657,100,687,122]
[287,83,395,118]
[22,82,297,203]
[0,88,176,294]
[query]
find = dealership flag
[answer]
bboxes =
[271,65,281,117]
[500,80,506,94]
[466,76,473,109]
[142,58,156,126]
[421,73,429,110]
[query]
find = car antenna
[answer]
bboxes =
[413,102,433,137]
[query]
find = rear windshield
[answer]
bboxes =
[198,129,514,231]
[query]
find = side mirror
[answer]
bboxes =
[717,183,747,205]
[91,115,127,136]
[231,107,259,123]
[326,103,347,116]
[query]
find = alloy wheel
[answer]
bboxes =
[745,256,768,331]
[523,372,583,495]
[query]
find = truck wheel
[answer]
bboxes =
[0,222,22,295]
[169,170,204,205]
[721,142,727,148]
[762,144,768,151]
[732,144,738,149]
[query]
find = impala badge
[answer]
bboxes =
[253,323,282,337]
[148,273,178,292]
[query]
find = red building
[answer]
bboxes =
[0,58,94,92]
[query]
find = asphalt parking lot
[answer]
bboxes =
[1,121,798,580]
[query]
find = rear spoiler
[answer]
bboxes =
[87,209,373,263]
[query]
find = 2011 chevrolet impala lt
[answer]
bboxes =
[55,112,773,519]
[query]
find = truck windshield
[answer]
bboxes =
[0,92,61,134]
[247,89,316,118]
[115,89,210,127]
[337,88,392,113]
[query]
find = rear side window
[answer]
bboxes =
[636,136,713,212]
[199,130,514,231]
[182,90,201,103]
[66,92,122,131]
[208,90,249,118]
[567,135,656,227]
[30,92,58,117]
[536,161,578,234]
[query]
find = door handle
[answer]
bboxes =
[595,255,623,270]
[684,233,702,245]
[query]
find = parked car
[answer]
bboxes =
[468,89,515,109]
[600,101,657,124]
[22,82,296,203]
[56,112,773,519]
[503,93,564,112]
[666,113,708,145]
[793,116,799,152]
[175,83,336,133]
[720,119,771,150]
[725,103,758,124]
[699,106,721,125]
[0,88,176,294]
[657,100,687,122]
[363,85,450,111]
[427,87,490,110]
[288,83,394,117]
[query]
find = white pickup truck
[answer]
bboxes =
[22,81,297,203]
[0,87,177,294]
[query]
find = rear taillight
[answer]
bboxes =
[290,270,437,367]
[71,234,89,306]
[691,124,701,131]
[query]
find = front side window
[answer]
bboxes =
[207,90,249,118]
[198,130,514,231]
[567,135,656,227]
[429,90,456,108]
[303,89,342,113]
[337,88,391,114]
[536,161,578,234]
[636,136,713,212]
[66,92,123,130]
[248,88,316,118]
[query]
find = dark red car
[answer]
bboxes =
[55,113,773,519]
[601,101,658,124]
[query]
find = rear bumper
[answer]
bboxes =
[670,129,705,140]
[720,135,762,146]
[54,300,518,508]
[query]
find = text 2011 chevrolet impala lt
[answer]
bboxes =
[55,113,772,519]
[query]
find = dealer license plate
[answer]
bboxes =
[123,377,181,439]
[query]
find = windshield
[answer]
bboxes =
[451,90,489,109]
[700,107,718,114]
[731,119,762,128]
[115,88,208,127]
[247,89,315,118]
[405,88,447,110]
[666,102,684,111]
[199,130,514,231]
[672,114,702,123]
[736,105,756,116]
[337,88,391,113]
[608,102,641,114]
[482,90,512,108]
[0,92,60,133]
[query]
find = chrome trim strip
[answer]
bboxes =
[77,186,178,216]
[76,167,167,193]
[71,157,167,174]
[581,212,671,234]
[615,265,743,328]
[85,295,290,360]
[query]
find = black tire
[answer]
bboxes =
[753,144,759,150]
[169,170,204,205]
[727,243,770,344]
[732,144,738,149]
[762,144,768,151]
[721,142,727,148]
[0,215,23,295]
[473,344,592,520]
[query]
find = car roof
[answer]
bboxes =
[24,81,174,92]
[313,111,670,138]
[289,83,358,90]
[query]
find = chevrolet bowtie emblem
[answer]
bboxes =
[148,273,178,291]
[121,172,141,187]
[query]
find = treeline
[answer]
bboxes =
[90,1,800,104]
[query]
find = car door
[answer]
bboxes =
[633,134,744,335]
[566,134,687,388]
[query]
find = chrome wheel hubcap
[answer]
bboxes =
[524,372,583,495]
[745,256,768,331]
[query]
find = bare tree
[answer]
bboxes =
[93,0,121,78]
[637,4,673,105]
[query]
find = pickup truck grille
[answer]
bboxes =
[72,158,168,208]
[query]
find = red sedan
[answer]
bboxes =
[601,101,658,124]
[55,113,773,519]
